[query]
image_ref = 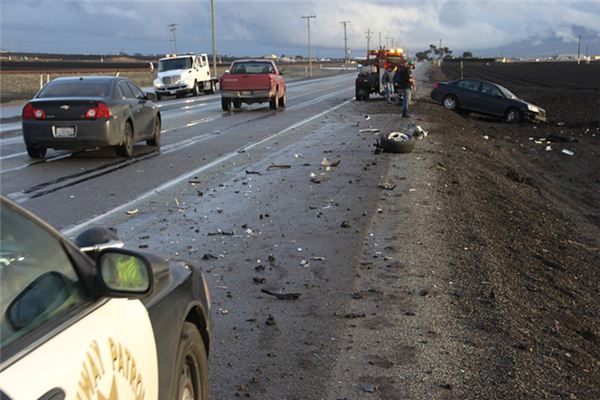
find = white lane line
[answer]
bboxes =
[0,136,23,145]
[61,98,352,237]
[0,151,27,161]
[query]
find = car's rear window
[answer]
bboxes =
[38,81,111,98]
[230,62,275,74]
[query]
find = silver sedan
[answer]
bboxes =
[21,76,161,159]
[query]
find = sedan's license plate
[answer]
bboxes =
[54,126,76,137]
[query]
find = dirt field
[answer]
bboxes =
[406,62,600,398]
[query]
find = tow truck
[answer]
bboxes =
[355,48,405,100]
[153,53,218,99]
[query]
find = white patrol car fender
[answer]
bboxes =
[0,298,158,400]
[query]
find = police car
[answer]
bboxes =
[0,197,211,400]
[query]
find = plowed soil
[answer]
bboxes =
[409,62,600,398]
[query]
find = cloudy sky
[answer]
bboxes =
[1,0,599,57]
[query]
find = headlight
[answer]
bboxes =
[527,104,539,113]
[153,79,163,88]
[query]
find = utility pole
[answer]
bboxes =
[385,36,390,49]
[379,32,382,49]
[302,15,316,77]
[391,38,394,48]
[340,21,350,63]
[210,0,217,76]
[577,34,581,64]
[169,23,178,54]
[439,38,443,66]
[365,29,372,55]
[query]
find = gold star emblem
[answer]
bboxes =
[97,376,119,400]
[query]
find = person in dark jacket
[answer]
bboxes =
[394,60,416,117]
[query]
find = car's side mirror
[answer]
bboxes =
[145,91,157,101]
[97,249,152,295]
[7,272,73,330]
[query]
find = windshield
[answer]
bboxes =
[158,57,193,72]
[38,81,111,98]
[230,62,275,74]
[499,85,518,99]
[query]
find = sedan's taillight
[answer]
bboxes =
[22,103,46,120]
[85,102,112,119]
[433,81,439,89]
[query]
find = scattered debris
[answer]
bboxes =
[545,145,552,151]
[340,220,352,228]
[261,289,302,300]
[245,170,261,175]
[207,229,235,236]
[483,135,489,140]
[561,149,575,156]
[344,312,366,319]
[359,128,380,133]
[300,259,310,267]
[174,198,189,210]
[253,277,266,285]
[360,383,376,393]
[188,179,201,184]
[265,314,276,326]
[321,157,341,169]
[365,115,371,121]
[310,173,331,184]
[268,254,277,264]
[377,182,396,190]
[546,134,570,143]
[126,209,139,216]
[201,253,218,260]
[266,164,291,171]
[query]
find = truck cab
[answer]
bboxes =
[153,54,217,99]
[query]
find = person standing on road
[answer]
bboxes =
[381,65,395,104]
[394,60,416,117]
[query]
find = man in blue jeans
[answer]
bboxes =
[394,60,415,117]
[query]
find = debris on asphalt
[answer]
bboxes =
[201,253,219,260]
[365,115,371,121]
[126,209,139,215]
[311,256,326,261]
[207,229,235,236]
[266,164,291,171]
[340,220,352,228]
[321,157,341,168]
[561,149,575,156]
[265,314,276,326]
[545,145,553,151]
[300,259,310,267]
[360,383,376,393]
[268,254,277,264]
[359,128,380,134]
[174,198,189,210]
[188,179,201,184]
[261,289,302,300]
[343,312,366,319]
[253,277,266,285]
[245,170,261,175]
[483,135,489,140]
[377,182,397,190]
[310,173,331,184]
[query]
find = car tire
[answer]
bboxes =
[233,100,242,109]
[221,98,231,111]
[278,93,286,108]
[504,107,521,123]
[115,122,134,158]
[147,117,161,148]
[205,81,216,95]
[174,322,209,400]
[442,95,458,111]
[26,145,47,159]
[269,96,279,110]
[193,81,200,97]
[378,132,416,154]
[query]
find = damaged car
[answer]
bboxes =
[430,78,546,123]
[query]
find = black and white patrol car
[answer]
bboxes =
[0,196,211,400]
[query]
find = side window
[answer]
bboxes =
[126,81,145,100]
[118,81,135,99]
[0,204,89,350]
[458,80,480,92]
[481,83,502,97]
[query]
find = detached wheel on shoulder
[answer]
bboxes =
[174,322,209,400]
[378,132,416,154]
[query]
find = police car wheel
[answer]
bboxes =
[175,322,209,400]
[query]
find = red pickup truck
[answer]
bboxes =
[219,59,286,111]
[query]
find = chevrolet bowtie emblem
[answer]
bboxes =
[60,105,70,110]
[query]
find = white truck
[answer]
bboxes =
[153,53,218,99]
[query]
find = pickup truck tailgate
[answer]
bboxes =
[221,74,272,91]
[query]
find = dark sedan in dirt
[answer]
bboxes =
[430,78,546,123]
[22,76,161,159]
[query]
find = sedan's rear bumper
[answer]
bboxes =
[22,119,123,149]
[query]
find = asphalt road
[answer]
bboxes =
[0,66,433,398]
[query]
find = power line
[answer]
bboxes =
[301,15,316,77]
[340,20,350,63]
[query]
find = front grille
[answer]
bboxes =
[162,76,180,86]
